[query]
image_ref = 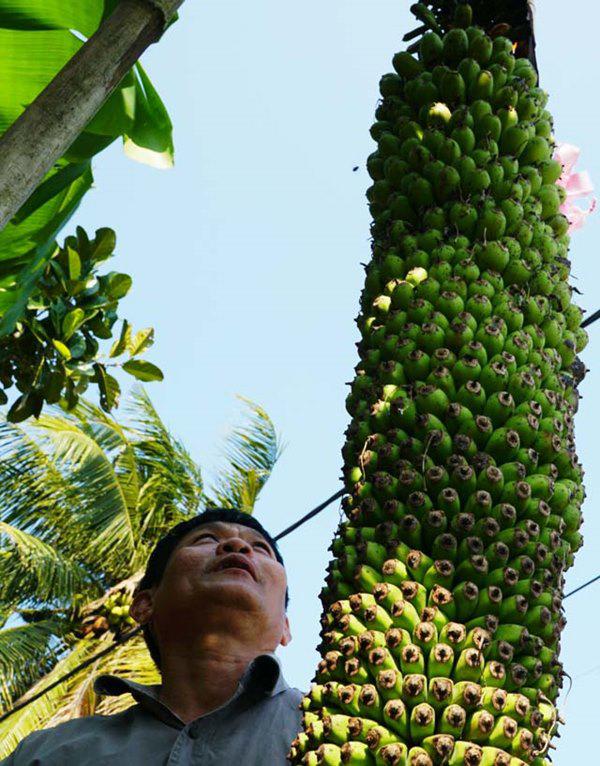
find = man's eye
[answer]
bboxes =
[254,541,272,554]
[194,533,217,543]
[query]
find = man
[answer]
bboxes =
[2,508,303,765]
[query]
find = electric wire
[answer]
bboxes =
[564,573,600,599]
[274,489,345,541]
[0,489,345,722]
[2,486,599,722]
[581,308,600,329]
[0,626,143,723]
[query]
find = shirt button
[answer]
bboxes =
[188,726,201,740]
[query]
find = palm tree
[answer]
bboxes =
[0,387,282,757]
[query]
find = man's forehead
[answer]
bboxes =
[178,520,270,545]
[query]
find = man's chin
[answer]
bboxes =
[195,576,262,609]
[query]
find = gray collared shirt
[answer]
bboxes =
[1,654,303,765]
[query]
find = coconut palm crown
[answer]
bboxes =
[0,388,282,757]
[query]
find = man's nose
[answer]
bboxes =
[216,537,253,556]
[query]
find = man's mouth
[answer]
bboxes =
[211,554,257,580]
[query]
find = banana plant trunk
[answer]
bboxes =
[0,0,184,232]
[291,2,587,765]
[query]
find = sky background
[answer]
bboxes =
[73,0,599,756]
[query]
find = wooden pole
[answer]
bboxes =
[0,0,185,232]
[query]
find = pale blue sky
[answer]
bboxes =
[75,0,599,756]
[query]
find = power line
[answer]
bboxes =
[2,484,598,724]
[0,627,143,724]
[582,308,600,329]
[0,490,345,723]
[565,573,600,600]
[274,489,345,541]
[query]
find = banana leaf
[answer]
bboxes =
[0,1,175,337]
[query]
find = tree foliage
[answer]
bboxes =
[0,390,282,756]
[0,226,162,421]
[208,396,284,512]
[0,1,175,412]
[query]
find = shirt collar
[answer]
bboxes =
[238,652,290,698]
[93,653,289,727]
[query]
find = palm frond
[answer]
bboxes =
[48,634,160,724]
[95,635,160,716]
[0,389,282,751]
[207,397,283,513]
[0,410,140,583]
[0,522,98,607]
[126,387,203,560]
[66,400,143,545]
[31,414,137,578]
[48,667,97,723]
[7,634,160,734]
[60,398,131,453]
[0,619,64,712]
[0,418,77,543]
[0,639,94,758]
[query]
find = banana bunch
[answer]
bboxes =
[291,3,587,764]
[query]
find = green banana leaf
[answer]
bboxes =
[0,0,175,337]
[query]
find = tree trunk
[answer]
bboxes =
[0,0,184,232]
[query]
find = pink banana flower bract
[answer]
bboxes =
[554,142,596,233]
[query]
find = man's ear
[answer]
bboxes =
[279,615,292,647]
[130,589,154,625]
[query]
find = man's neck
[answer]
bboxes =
[157,633,273,724]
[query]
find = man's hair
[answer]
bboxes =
[136,508,288,669]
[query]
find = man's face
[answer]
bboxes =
[133,521,291,649]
